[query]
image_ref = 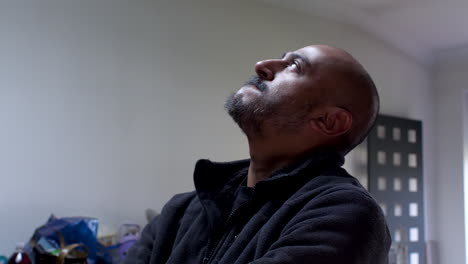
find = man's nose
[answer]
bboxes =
[254,59,287,81]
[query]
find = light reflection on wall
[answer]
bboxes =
[344,139,368,189]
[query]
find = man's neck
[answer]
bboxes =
[246,137,312,188]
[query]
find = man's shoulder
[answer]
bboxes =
[153,191,202,226]
[299,167,363,191]
[295,168,381,212]
[163,191,198,209]
[286,169,387,232]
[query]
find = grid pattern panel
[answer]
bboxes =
[368,115,425,264]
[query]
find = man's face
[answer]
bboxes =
[225,46,324,136]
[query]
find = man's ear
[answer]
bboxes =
[309,107,353,137]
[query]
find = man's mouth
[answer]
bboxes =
[243,75,267,92]
[247,84,260,91]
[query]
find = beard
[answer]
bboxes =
[225,76,311,137]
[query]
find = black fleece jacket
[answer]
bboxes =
[125,151,391,264]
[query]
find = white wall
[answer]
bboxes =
[433,49,468,264]
[0,0,435,258]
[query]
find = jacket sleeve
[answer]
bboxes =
[123,216,159,264]
[249,187,391,264]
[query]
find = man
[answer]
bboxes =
[125,45,391,264]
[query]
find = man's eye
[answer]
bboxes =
[290,60,301,72]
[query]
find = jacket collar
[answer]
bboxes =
[193,150,344,230]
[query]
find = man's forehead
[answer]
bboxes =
[293,46,325,61]
[282,46,330,71]
[291,45,360,71]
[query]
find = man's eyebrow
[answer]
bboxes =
[281,52,311,67]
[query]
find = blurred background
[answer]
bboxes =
[0,0,465,263]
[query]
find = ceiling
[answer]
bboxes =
[259,0,468,66]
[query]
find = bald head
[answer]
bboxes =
[306,45,380,154]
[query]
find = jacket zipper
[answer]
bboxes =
[203,201,250,264]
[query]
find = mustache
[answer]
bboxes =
[243,75,268,92]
